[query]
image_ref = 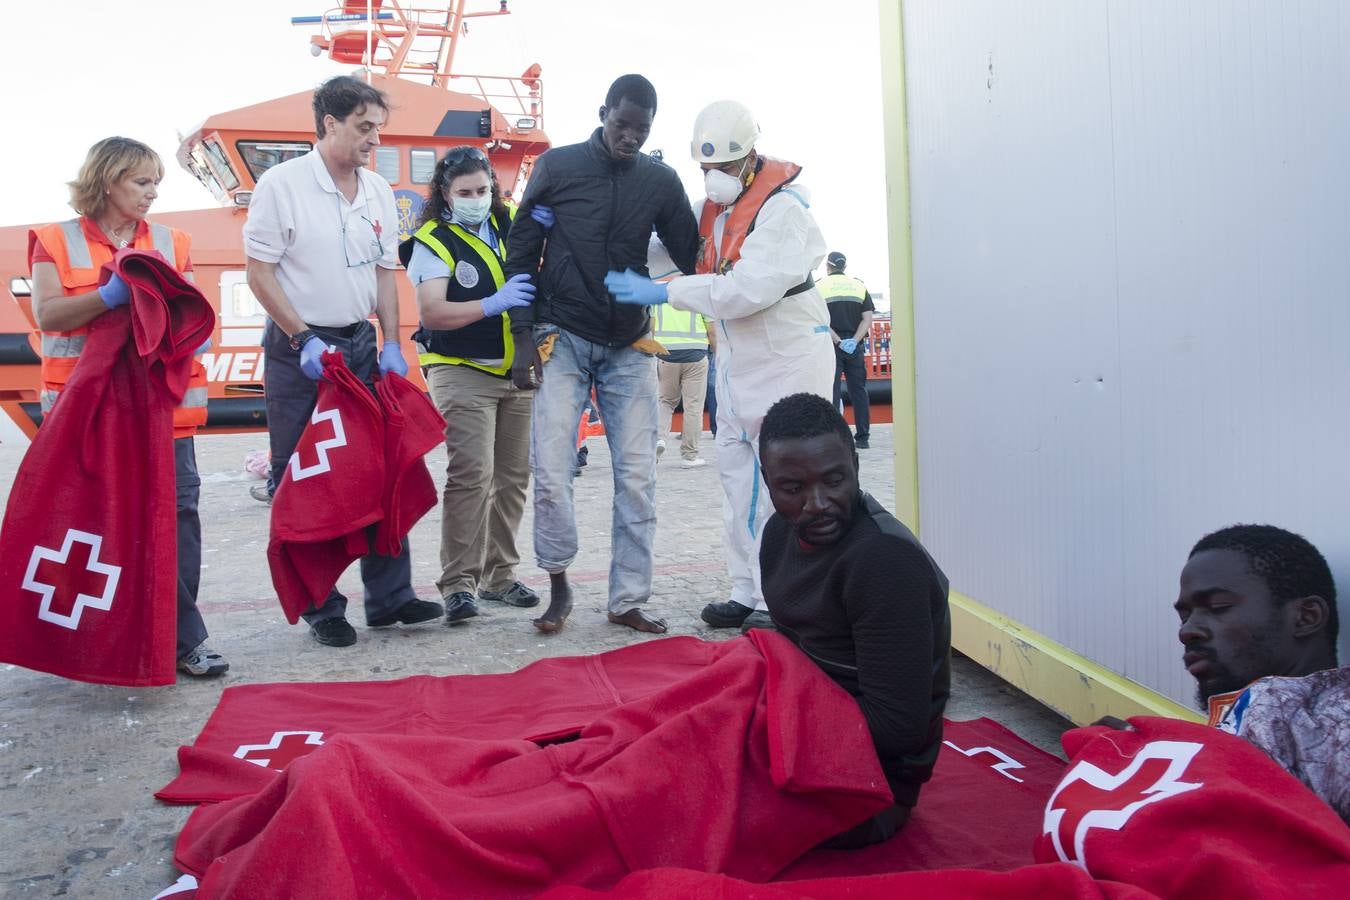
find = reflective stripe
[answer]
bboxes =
[59,220,92,269]
[653,306,708,348]
[181,386,208,408]
[149,223,177,267]
[39,390,59,413]
[746,435,761,536]
[41,334,87,357]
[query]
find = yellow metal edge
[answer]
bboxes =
[877,0,920,534]
[950,590,1204,726]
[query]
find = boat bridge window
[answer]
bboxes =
[373,146,399,183]
[410,148,437,184]
[237,141,312,181]
[9,277,31,298]
[187,146,228,203]
[202,139,240,192]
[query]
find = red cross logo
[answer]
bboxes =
[943,740,1027,782]
[233,731,326,770]
[22,529,122,630]
[288,406,347,482]
[1044,740,1204,868]
[371,218,383,240]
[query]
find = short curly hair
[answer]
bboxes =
[759,392,854,459]
[1191,523,1339,659]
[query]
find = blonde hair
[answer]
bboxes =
[67,137,165,217]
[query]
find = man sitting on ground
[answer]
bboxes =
[756,393,952,847]
[1175,523,1346,823]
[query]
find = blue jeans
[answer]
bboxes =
[529,326,658,614]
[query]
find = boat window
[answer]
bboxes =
[237,141,312,181]
[9,277,32,298]
[187,145,229,203]
[373,146,400,183]
[410,148,437,184]
[203,139,240,192]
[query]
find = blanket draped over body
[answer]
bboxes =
[266,353,442,622]
[160,632,1076,897]
[0,249,214,686]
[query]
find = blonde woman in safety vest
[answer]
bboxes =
[398,147,538,626]
[27,136,226,677]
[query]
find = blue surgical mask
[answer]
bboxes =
[451,195,492,227]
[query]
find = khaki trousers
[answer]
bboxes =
[657,356,708,460]
[426,364,533,598]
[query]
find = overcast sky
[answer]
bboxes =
[5,0,889,299]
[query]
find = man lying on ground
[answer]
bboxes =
[1175,523,1347,824]
[756,393,952,847]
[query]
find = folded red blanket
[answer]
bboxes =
[0,249,214,685]
[266,351,385,622]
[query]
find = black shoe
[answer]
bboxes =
[444,591,480,625]
[701,599,754,629]
[855,436,870,449]
[576,445,589,468]
[368,598,444,628]
[310,617,357,647]
[479,581,541,608]
[739,611,777,633]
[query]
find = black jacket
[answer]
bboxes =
[504,128,700,346]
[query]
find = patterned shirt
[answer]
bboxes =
[1212,666,1349,825]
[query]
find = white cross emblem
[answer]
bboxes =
[22,529,122,630]
[288,406,347,482]
[233,730,326,768]
[943,740,1028,782]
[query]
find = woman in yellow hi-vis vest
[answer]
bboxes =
[398,147,537,625]
[27,136,225,677]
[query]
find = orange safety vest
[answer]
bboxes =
[29,218,208,437]
[696,157,803,276]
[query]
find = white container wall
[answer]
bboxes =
[902,0,1350,705]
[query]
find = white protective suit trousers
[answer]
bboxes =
[712,312,835,610]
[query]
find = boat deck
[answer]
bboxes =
[0,423,1070,897]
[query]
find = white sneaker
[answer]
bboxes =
[680,457,707,469]
[177,641,229,677]
[656,439,667,459]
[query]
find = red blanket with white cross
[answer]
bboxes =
[158,634,1072,897]
[0,249,214,686]
[265,354,442,622]
[541,718,1350,900]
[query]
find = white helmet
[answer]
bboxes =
[690,100,759,164]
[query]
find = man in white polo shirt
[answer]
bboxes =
[244,75,442,647]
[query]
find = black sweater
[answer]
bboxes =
[760,492,951,807]
[504,128,700,346]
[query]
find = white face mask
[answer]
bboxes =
[704,165,746,205]
[451,195,492,226]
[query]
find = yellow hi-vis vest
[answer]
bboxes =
[406,210,516,376]
[816,272,868,303]
[652,305,708,350]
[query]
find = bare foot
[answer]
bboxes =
[607,608,668,634]
[533,574,573,633]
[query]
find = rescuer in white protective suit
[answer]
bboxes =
[606,100,835,631]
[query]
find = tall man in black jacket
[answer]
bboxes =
[757,393,951,847]
[505,74,700,634]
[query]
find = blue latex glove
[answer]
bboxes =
[530,204,555,230]
[840,338,858,354]
[480,273,536,317]
[604,268,668,305]
[195,338,213,356]
[379,340,409,378]
[98,273,130,309]
[299,336,327,380]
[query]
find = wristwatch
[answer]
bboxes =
[288,328,317,351]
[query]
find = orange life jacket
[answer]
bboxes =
[696,157,803,276]
[29,218,208,437]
